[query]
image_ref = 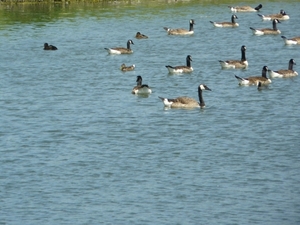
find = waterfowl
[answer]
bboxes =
[120,63,135,72]
[228,4,262,13]
[258,9,290,21]
[210,14,239,28]
[104,40,134,54]
[44,43,57,50]
[250,19,281,35]
[219,45,248,69]
[131,76,152,95]
[235,66,271,86]
[164,19,195,35]
[268,59,298,78]
[135,32,148,39]
[158,84,211,109]
[165,55,193,74]
[281,36,300,45]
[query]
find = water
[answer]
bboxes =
[1,1,300,224]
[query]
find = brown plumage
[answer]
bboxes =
[120,64,135,72]
[235,66,272,85]
[164,19,195,35]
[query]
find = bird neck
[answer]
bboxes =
[198,87,205,108]
[241,49,246,61]
[272,21,278,30]
[186,58,191,67]
[288,61,294,70]
[262,69,267,78]
[189,22,194,31]
[127,42,131,49]
[231,16,236,23]
[137,79,142,86]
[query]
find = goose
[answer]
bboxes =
[131,76,152,95]
[44,43,57,50]
[104,40,134,54]
[210,14,239,27]
[219,45,248,69]
[281,36,300,45]
[250,19,281,35]
[268,59,298,78]
[258,9,290,21]
[228,4,262,13]
[235,66,272,86]
[158,84,211,109]
[135,32,148,39]
[165,55,193,74]
[120,63,135,72]
[164,19,195,35]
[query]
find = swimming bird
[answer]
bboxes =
[219,45,248,69]
[268,59,298,78]
[235,66,272,86]
[104,40,134,54]
[44,43,57,50]
[228,4,262,13]
[165,55,193,74]
[250,19,281,35]
[281,36,300,45]
[131,76,152,95]
[164,19,195,35]
[258,9,290,21]
[135,32,148,39]
[158,84,211,109]
[210,14,239,27]
[120,63,135,72]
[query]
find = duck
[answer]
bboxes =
[250,19,281,35]
[44,43,57,50]
[131,76,152,95]
[120,63,135,72]
[165,55,193,74]
[158,84,211,109]
[135,32,148,39]
[268,59,298,78]
[210,14,239,28]
[228,4,262,13]
[219,45,248,69]
[164,19,195,35]
[258,9,290,21]
[104,40,134,54]
[281,36,300,45]
[235,66,272,86]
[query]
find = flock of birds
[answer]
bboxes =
[44,3,299,109]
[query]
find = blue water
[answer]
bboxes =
[1,1,300,224]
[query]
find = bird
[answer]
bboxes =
[228,4,262,13]
[131,76,152,95]
[281,36,300,45]
[163,19,195,35]
[43,43,57,50]
[104,40,134,54]
[120,63,135,72]
[165,55,193,74]
[268,59,298,78]
[158,84,211,109]
[258,9,290,21]
[210,14,239,28]
[235,66,272,86]
[250,19,281,35]
[135,32,148,39]
[219,45,248,69]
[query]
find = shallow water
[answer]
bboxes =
[1,1,300,224]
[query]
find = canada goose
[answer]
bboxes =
[165,55,193,74]
[268,59,298,78]
[250,19,281,35]
[219,45,248,69]
[235,66,272,86]
[44,43,57,50]
[120,63,135,72]
[135,32,148,39]
[104,40,134,54]
[210,14,239,27]
[228,4,262,12]
[164,19,195,35]
[258,9,290,21]
[281,36,300,45]
[131,76,152,95]
[158,84,211,109]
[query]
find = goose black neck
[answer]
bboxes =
[189,22,194,31]
[241,49,246,61]
[186,58,191,67]
[288,61,294,70]
[198,87,205,108]
[127,41,131,49]
[262,68,267,78]
[231,16,236,23]
[272,20,278,30]
[137,78,142,86]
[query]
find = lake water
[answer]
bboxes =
[0,0,300,224]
